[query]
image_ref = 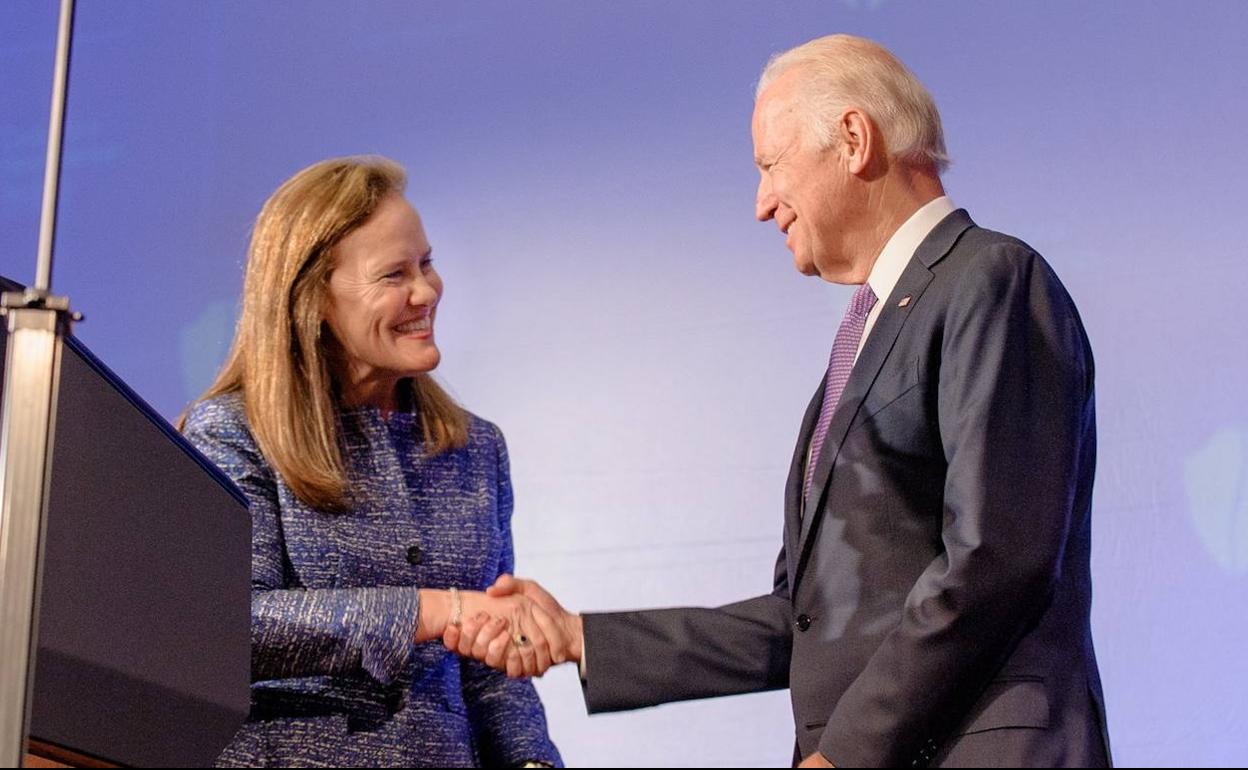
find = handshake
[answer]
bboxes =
[418,575,581,679]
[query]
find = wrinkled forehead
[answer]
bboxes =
[752,87,803,156]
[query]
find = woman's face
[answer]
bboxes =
[323,194,442,404]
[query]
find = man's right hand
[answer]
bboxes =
[443,574,583,677]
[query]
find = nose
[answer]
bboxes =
[407,274,439,308]
[755,175,777,222]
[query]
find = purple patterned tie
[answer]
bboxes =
[804,283,879,498]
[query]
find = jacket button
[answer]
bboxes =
[795,614,812,632]
[406,545,423,565]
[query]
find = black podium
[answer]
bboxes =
[1,275,250,767]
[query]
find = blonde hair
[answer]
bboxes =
[756,34,950,173]
[183,155,468,510]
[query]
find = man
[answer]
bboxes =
[450,34,1111,768]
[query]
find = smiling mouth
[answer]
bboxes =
[393,316,432,334]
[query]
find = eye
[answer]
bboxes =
[420,258,435,273]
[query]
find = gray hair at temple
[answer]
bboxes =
[756,34,951,174]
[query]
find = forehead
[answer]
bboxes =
[338,195,429,262]
[752,89,803,157]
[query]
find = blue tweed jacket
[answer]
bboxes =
[183,393,562,768]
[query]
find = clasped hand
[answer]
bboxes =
[443,575,583,678]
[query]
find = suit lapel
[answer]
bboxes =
[790,210,974,592]
[784,377,826,585]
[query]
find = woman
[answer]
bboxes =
[181,156,562,767]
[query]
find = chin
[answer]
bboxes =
[403,350,441,375]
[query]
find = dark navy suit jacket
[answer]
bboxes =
[579,210,1111,767]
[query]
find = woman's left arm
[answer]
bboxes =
[460,426,563,768]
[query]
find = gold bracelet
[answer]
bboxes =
[449,587,463,628]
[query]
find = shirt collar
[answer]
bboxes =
[866,195,956,303]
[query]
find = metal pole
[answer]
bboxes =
[0,0,78,765]
[0,306,68,768]
[35,0,76,295]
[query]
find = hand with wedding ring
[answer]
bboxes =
[447,590,566,678]
[443,575,582,678]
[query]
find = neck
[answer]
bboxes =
[850,165,945,283]
[339,373,402,414]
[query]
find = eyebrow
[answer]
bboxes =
[392,247,433,262]
[375,248,432,272]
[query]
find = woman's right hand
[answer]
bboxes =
[452,590,567,678]
[417,589,566,678]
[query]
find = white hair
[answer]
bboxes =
[756,34,950,173]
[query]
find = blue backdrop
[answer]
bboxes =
[3,1,1246,766]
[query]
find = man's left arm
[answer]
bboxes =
[819,243,1095,767]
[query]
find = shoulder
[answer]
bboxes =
[940,225,1073,308]
[181,392,263,462]
[950,226,1046,281]
[462,410,506,451]
[183,391,251,436]
[448,410,511,477]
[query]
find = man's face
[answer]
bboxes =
[752,73,861,284]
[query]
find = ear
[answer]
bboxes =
[836,108,877,176]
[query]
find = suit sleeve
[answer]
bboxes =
[459,425,564,767]
[818,244,1096,767]
[580,541,793,713]
[183,405,421,686]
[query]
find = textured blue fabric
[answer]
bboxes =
[183,392,562,768]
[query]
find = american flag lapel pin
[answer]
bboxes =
[898,295,912,308]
